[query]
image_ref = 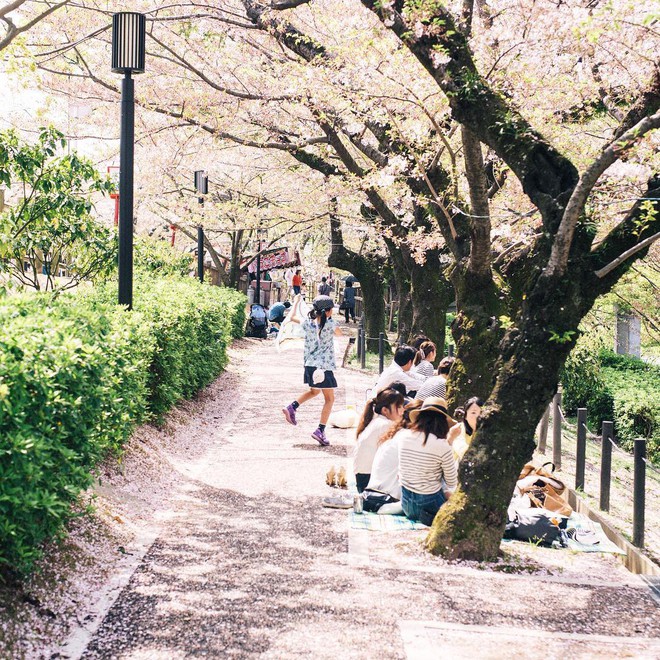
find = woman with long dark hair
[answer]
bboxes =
[282,295,343,446]
[397,397,458,525]
[447,397,484,461]
[353,388,405,492]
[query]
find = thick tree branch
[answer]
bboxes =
[0,1,68,51]
[613,66,660,139]
[591,174,660,290]
[461,127,491,276]
[546,110,660,277]
[595,232,660,280]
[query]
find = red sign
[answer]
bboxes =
[246,248,300,273]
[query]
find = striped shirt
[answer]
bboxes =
[415,375,447,401]
[413,360,435,380]
[397,428,457,495]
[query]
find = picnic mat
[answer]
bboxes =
[348,511,428,531]
[349,510,624,551]
[562,513,625,554]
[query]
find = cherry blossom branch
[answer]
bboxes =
[545,110,660,278]
[0,0,69,51]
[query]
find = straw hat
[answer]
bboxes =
[408,396,456,425]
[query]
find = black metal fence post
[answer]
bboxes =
[360,322,366,369]
[378,332,385,374]
[538,405,550,454]
[356,327,362,360]
[448,344,454,357]
[633,438,646,548]
[197,226,204,284]
[552,391,562,470]
[576,407,587,490]
[600,420,613,512]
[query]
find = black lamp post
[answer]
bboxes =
[255,228,266,306]
[112,12,146,310]
[194,170,208,284]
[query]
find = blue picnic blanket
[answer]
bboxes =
[348,511,427,531]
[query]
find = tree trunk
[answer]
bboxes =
[229,229,244,289]
[446,264,504,409]
[328,208,389,353]
[384,239,412,342]
[409,251,453,352]
[426,266,590,559]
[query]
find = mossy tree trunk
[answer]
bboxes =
[409,252,453,352]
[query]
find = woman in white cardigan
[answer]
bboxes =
[353,388,405,492]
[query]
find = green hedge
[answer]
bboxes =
[561,347,659,462]
[0,278,245,573]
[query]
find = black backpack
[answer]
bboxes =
[504,509,568,547]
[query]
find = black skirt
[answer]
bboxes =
[304,366,338,389]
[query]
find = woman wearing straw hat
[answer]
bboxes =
[397,397,458,525]
[282,295,343,446]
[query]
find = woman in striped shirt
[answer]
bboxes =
[397,397,458,526]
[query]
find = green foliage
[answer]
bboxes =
[560,338,614,429]
[0,277,246,574]
[562,341,660,462]
[0,127,116,293]
[133,236,195,279]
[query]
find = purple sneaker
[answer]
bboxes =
[311,428,330,446]
[282,404,297,426]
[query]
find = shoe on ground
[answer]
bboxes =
[322,496,353,509]
[311,427,330,446]
[326,465,336,486]
[336,466,347,488]
[283,404,297,426]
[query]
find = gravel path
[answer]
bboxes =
[3,333,659,658]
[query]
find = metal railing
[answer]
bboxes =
[539,392,659,550]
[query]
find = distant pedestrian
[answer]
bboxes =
[292,269,303,295]
[268,300,291,328]
[342,281,356,323]
[318,276,332,297]
[282,295,343,446]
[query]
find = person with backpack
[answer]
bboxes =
[282,295,343,446]
[318,276,332,296]
[342,281,356,323]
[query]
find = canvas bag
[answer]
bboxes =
[517,462,573,517]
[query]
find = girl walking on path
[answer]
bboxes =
[282,295,343,446]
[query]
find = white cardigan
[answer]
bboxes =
[353,415,394,474]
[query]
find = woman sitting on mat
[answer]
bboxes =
[353,388,405,493]
[397,397,458,526]
[447,396,483,461]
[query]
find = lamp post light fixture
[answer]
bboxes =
[112,12,146,310]
[194,170,208,284]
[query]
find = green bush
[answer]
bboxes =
[562,344,660,462]
[599,350,660,459]
[0,296,151,573]
[560,340,614,430]
[0,278,246,573]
